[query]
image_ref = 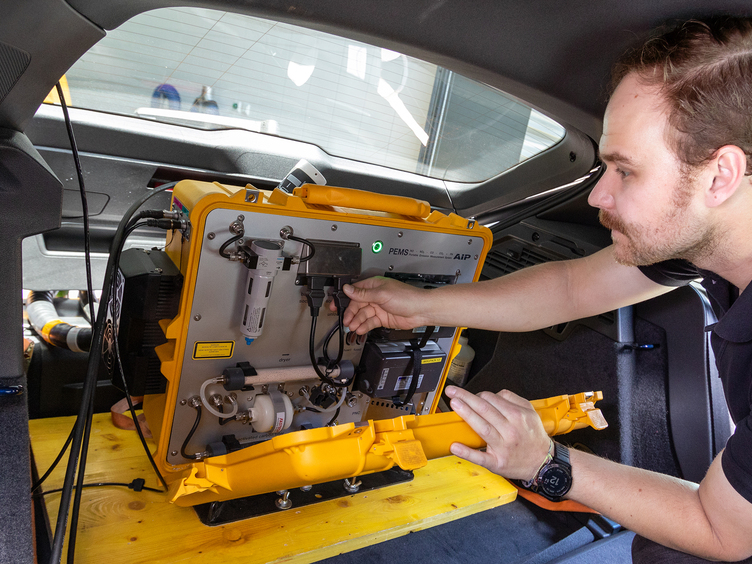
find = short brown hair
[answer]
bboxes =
[612,17,752,174]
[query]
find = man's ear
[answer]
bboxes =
[706,145,747,208]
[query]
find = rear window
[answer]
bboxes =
[56,7,565,183]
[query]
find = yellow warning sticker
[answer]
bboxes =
[193,341,235,360]
[421,357,442,364]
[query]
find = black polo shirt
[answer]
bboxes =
[639,261,752,503]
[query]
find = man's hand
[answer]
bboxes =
[334,277,429,334]
[445,386,551,481]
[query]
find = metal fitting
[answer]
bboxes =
[275,490,292,510]
[229,220,244,235]
[343,478,362,494]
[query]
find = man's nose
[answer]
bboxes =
[587,173,616,210]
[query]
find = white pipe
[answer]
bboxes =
[200,377,239,419]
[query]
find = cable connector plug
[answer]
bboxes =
[161,210,181,220]
[146,218,186,231]
[138,209,168,219]
[303,275,328,317]
[332,276,353,313]
[128,478,146,492]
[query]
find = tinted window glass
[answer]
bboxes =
[57,7,565,183]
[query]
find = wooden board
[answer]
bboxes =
[30,413,517,563]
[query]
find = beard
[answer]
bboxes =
[598,174,721,267]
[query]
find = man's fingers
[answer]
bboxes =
[449,441,491,468]
[449,396,504,444]
[343,277,388,303]
[494,389,532,409]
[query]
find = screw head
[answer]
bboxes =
[468,239,472,245]
[238,215,245,221]
[171,451,178,456]
[194,314,201,321]
[388,265,394,271]
[397,231,403,238]
[331,224,338,231]
[207,232,215,240]
[180,399,187,406]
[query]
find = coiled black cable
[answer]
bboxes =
[286,234,314,263]
[308,316,349,387]
[219,233,244,258]
[181,404,203,460]
[321,310,345,370]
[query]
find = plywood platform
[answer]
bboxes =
[30,413,517,563]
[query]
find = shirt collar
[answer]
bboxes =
[711,282,752,343]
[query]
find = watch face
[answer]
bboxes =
[539,464,571,497]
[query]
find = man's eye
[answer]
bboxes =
[615,167,630,178]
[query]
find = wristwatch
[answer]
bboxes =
[520,441,572,502]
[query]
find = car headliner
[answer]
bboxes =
[4,0,752,141]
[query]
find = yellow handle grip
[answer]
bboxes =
[294,185,431,218]
[409,391,608,459]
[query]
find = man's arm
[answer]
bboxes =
[341,245,673,334]
[446,386,752,562]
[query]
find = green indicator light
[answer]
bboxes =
[372,240,384,253]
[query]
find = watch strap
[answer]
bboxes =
[554,441,570,465]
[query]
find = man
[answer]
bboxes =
[336,18,752,563]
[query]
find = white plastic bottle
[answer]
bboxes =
[447,333,475,387]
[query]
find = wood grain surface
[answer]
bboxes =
[30,413,516,563]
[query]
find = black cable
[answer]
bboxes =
[30,424,75,494]
[326,407,341,426]
[217,404,234,425]
[53,80,97,564]
[308,315,349,387]
[181,405,203,460]
[112,299,168,491]
[219,233,243,258]
[78,291,96,325]
[321,311,345,370]
[56,82,96,327]
[34,480,163,498]
[49,181,177,564]
[287,234,315,263]
[67,218,167,564]
[392,326,436,408]
[67,380,94,564]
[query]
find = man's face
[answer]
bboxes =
[588,73,717,266]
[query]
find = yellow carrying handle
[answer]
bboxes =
[294,184,432,218]
[410,390,608,459]
[169,390,607,506]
